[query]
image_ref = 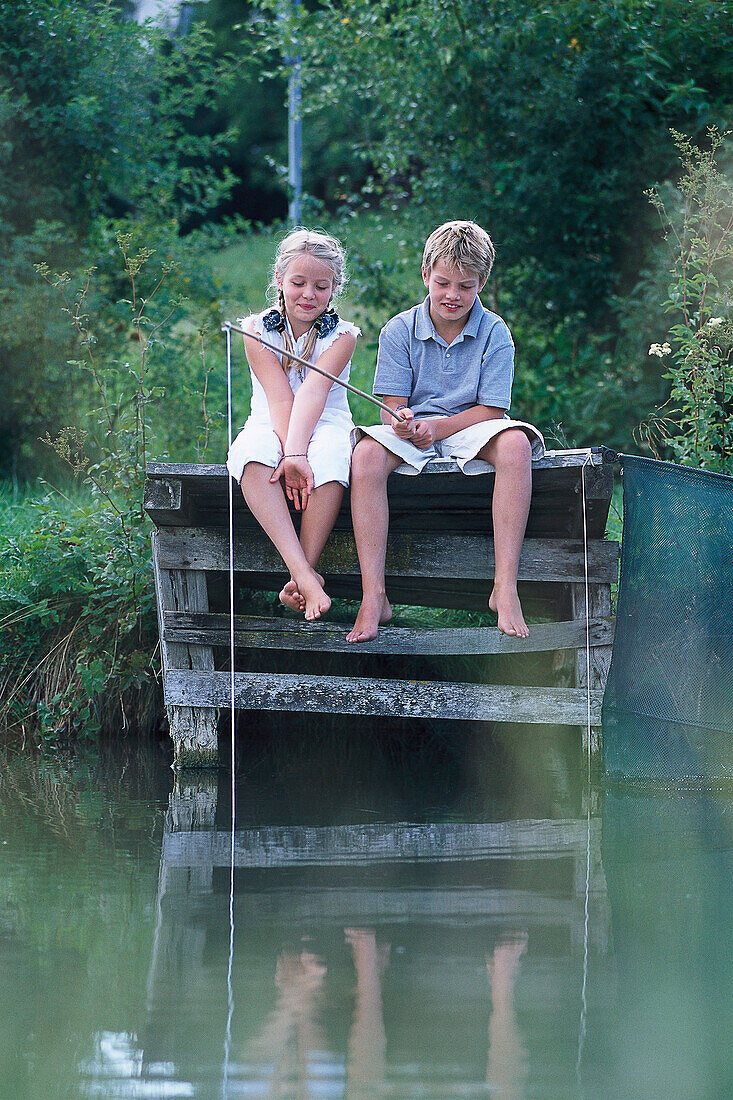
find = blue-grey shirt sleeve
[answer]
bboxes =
[477,319,515,410]
[374,316,413,399]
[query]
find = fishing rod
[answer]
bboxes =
[222,320,406,423]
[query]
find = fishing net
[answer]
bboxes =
[602,455,733,781]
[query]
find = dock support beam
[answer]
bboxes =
[152,532,219,768]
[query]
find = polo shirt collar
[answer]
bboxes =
[415,295,484,342]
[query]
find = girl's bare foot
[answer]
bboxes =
[279,578,305,612]
[295,568,331,621]
[346,595,392,643]
[489,585,530,638]
[279,571,326,614]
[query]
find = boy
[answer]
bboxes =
[346,220,544,644]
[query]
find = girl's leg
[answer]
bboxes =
[479,428,532,638]
[279,481,344,612]
[240,463,330,620]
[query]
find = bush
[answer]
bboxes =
[0,488,158,744]
[637,128,733,471]
[0,231,228,746]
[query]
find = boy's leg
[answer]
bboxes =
[479,429,533,638]
[240,463,331,621]
[280,482,344,612]
[346,437,403,643]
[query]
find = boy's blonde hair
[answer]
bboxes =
[422,220,495,283]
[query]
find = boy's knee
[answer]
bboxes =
[488,428,533,467]
[351,436,393,480]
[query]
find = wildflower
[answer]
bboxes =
[707,317,724,327]
[649,342,672,358]
[568,37,580,50]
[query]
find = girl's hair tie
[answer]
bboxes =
[262,305,341,374]
[262,309,286,333]
[312,308,340,337]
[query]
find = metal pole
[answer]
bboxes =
[287,0,302,226]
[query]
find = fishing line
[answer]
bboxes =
[221,324,236,1099]
[576,450,593,1093]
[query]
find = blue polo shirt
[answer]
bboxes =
[374,296,514,417]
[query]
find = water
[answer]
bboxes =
[1,723,731,1099]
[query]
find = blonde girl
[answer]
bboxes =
[226,229,359,620]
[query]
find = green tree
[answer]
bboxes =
[0,0,237,477]
[260,0,731,320]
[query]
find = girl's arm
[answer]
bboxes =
[284,330,357,455]
[274,329,357,511]
[243,318,294,446]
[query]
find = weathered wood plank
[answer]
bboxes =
[145,449,607,481]
[162,818,596,867]
[162,611,615,656]
[165,669,603,724]
[144,450,615,538]
[151,533,219,768]
[154,527,619,584]
[571,582,613,757]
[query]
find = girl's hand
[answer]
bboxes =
[271,455,314,511]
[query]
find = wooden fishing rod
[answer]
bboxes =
[222,320,406,422]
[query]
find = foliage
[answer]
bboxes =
[0,0,238,478]
[0,236,217,745]
[0,489,158,744]
[257,0,731,322]
[637,128,733,472]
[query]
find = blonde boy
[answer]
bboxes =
[346,220,544,643]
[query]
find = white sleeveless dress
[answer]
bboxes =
[226,311,360,488]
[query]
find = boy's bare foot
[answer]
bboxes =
[346,595,392,643]
[489,585,530,639]
[296,568,331,621]
[279,571,326,614]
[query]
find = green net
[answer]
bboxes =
[602,455,733,781]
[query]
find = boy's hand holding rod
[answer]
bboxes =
[222,320,407,423]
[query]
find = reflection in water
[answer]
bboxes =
[139,761,610,1098]
[602,784,733,1099]
[1,726,731,1098]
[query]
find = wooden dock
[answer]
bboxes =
[144,449,618,767]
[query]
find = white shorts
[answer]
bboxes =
[227,418,353,488]
[351,417,545,475]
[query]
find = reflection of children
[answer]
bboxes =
[226,229,359,621]
[347,220,544,644]
[345,927,390,1095]
[487,933,529,1099]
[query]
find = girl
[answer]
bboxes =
[226,229,359,621]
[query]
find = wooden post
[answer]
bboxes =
[152,531,219,768]
[571,581,613,756]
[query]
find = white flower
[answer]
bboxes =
[707,317,724,327]
[649,342,672,357]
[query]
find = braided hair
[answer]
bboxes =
[268,228,348,374]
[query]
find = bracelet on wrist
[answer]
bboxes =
[284,452,307,457]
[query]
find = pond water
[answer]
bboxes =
[1,721,731,1099]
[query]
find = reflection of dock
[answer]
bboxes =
[138,776,613,1096]
[160,814,609,953]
